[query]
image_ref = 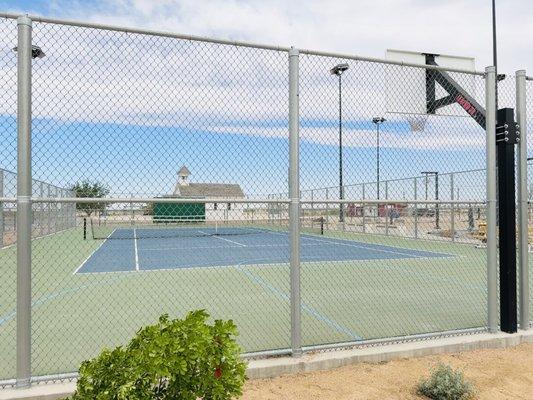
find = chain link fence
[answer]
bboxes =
[526,75,533,326]
[0,168,75,248]
[0,13,529,388]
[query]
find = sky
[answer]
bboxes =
[0,0,531,200]
[3,0,531,73]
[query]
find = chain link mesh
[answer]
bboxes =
[0,16,18,383]
[297,54,488,346]
[526,76,533,325]
[24,21,292,378]
[0,14,530,385]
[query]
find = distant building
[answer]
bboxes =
[172,166,245,220]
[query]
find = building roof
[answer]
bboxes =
[174,183,245,198]
[178,166,191,176]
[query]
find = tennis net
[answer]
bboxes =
[86,217,324,240]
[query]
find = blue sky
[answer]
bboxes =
[0,1,528,200]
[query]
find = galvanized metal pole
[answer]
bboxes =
[338,74,344,223]
[516,69,529,329]
[325,188,329,229]
[414,178,418,239]
[450,174,455,243]
[362,183,366,233]
[46,185,51,234]
[16,15,33,389]
[0,169,4,248]
[485,66,498,333]
[288,47,302,356]
[40,182,45,235]
[385,181,389,235]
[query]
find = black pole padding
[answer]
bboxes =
[83,217,87,240]
[496,108,518,333]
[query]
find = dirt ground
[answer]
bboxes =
[242,344,533,400]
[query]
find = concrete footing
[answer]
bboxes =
[2,330,532,400]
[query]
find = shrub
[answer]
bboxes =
[69,310,247,400]
[417,363,475,400]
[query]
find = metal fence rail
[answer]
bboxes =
[0,12,530,390]
[0,168,76,249]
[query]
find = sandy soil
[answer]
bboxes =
[243,343,533,400]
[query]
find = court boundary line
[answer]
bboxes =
[267,230,455,258]
[73,227,460,275]
[137,241,380,251]
[134,228,140,271]
[73,252,458,275]
[72,228,117,275]
[233,261,363,341]
[197,230,247,247]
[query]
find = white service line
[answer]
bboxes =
[73,228,117,275]
[197,231,247,247]
[266,229,440,258]
[134,228,140,271]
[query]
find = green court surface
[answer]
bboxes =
[0,227,499,380]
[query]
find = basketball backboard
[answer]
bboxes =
[385,49,477,131]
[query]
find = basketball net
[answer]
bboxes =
[406,115,428,132]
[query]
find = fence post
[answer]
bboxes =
[46,185,51,234]
[325,188,329,230]
[16,15,33,389]
[288,47,302,357]
[39,182,45,236]
[485,66,498,333]
[130,193,134,226]
[516,69,529,329]
[450,174,455,242]
[414,177,418,239]
[0,169,4,248]
[362,183,366,234]
[385,181,389,236]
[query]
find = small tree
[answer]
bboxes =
[71,180,110,217]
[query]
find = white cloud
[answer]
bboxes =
[11,0,532,73]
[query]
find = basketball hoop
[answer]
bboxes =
[406,115,428,132]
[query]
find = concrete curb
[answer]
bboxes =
[247,330,533,379]
[2,330,532,399]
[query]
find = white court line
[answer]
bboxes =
[73,228,117,275]
[139,242,320,251]
[74,253,453,276]
[197,231,246,247]
[267,230,452,258]
[134,228,140,271]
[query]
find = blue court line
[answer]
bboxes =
[234,262,363,341]
[0,276,125,327]
[375,262,486,292]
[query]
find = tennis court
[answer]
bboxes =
[0,221,490,379]
[77,222,450,274]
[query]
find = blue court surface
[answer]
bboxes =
[76,227,450,274]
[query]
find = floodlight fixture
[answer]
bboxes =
[13,45,45,59]
[330,63,349,76]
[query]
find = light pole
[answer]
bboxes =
[330,63,349,222]
[421,171,439,229]
[372,117,386,200]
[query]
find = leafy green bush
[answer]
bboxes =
[417,363,475,400]
[69,310,246,400]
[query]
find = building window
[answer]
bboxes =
[214,203,218,210]
[227,203,231,210]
